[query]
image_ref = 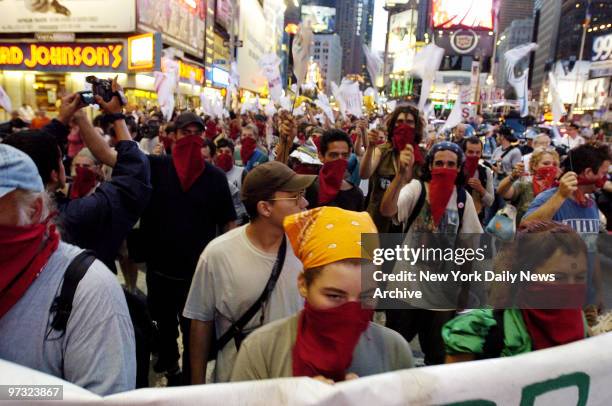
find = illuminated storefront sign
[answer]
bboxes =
[162,59,205,84]
[212,66,230,87]
[0,42,126,72]
[128,33,162,72]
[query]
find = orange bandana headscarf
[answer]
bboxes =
[283,207,377,270]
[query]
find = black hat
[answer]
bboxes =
[174,112,204,131]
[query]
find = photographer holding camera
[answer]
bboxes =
[4,77,152,272]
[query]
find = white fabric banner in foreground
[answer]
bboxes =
[1,333,611,405]
[410,44,445,111]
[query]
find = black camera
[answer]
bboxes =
[78,90,95,105]
[86,75,114,103]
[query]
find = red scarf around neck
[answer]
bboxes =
[0,218,60,318]
[292,301,373,381]
[521,309,584,350]
[318,159,348,205]
[172,135,205,192]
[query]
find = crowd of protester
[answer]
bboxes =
[0,79,611,395]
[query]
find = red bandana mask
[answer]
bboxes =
[229,122,241,141]
[215,153,234,172]
[463,156,479,178]
[532,166,558,196]
[240,137,257,164]
[0,216,60,318]
[312,136,322,151]
[350,133,358,146]
[574,174,607,207]
[318,159,348,205]
[70,166,98,199]
[521,308,584,350]
[160,135,174,151]
[255,121,266,140]
[205,120,218,141]
[172,135,205,192]
[292,301,373,381]
[429,167,458,226]
[392,124,424,165]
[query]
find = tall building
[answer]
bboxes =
[496,18,535,89]
[312,34,343,93]
[530,0,563,100]
[498,0,535,34]
[556,0,612,61]
[336,0,375,77]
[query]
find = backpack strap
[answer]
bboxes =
[216,235,287,351]
[480,309,506,359]
[456,186,467,232]
[403,180,426,234]
[477,165,488,189]
[49,250,96,334]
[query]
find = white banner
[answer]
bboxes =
[504,43,538,117]
[259,53,283,103]
[410,44,445,111]
[1,333,611,405]
[548,72,567,124]
[0,0,135,32]
[292,22,314,89]
[0,85,12,113]
[155,58,179,121]
[362,44,382,86]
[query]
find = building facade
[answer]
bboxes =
[312,33,343,93]
[531,0,563,100]
[498,0,535,35]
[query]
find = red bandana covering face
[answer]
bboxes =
[292,301,373,381]
[574,174,607,207]
[0,217,60,318]
[215,153,233,172]
[229,121,241,141]
[159,135,174,151]
[255,121,266,141]
[392,124,424,165]
[428,167,458,226]
[240,137,257,164]
[464,156,479,178]
[350,133,358,146]
[518,282,585,350]
[172,135,205,192]
[318,159,348,205]
[532,166,558,196]
[205,120,218,141]
[70,166,98,199]
[312,135,322,151]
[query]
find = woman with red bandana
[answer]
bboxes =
[230,207,413,382]
[497,148,561,225]
[444,221,589,362]
[68,148,104,199]
[379,141,483,365]
[238,124,269,172]
[359,105,426,233]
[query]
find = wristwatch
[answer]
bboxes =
[104,112,126,124]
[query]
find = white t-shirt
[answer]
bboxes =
[562,134,585,149]
[224,165,247,222]
[183,225,304,382]
[226,165,245,191]
[397,180,483,234]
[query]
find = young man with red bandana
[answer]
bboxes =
[215,138,248,225]
[304,129,365,211]
[523,143,611,309]
[139,112,236,385]
[239,124,269,171]
[462,137,494,223]
[379,141,482,365]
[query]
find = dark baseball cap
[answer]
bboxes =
[242,161,316,204]
[174,112,204,131]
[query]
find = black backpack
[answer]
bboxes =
[49,250,153,388]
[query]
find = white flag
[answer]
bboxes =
[504,43,538,117]
[292,22,313,88]
[410,44,445,110]
[333,79,363,118]
[362,44,382,86]
[0,85,12,113]
[441,92,463,133]
[259,53,283,102]
[548,72,566,124]
[155,57,180,121]
[315,93,335,123]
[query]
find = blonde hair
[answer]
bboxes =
[529,148,559,174]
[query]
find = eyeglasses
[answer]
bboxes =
[267,191,306,205]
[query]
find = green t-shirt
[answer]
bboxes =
[510,181,535,225]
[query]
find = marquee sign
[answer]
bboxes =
[0,42,126,72]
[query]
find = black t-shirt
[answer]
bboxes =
[306,178,365,212]
[141,156,236,279]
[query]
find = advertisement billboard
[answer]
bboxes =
[137,0,206,55]
[0,42,127,72]
[431,0,494,31]
[301,5,336,34]
[237,0,275,92]
[388,9,418,72]
[215,0,233,31]
[436,30,494,57]
[0,0,135,32]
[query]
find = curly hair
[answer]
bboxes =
[529,148,560,174]
[386,104,424,146]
